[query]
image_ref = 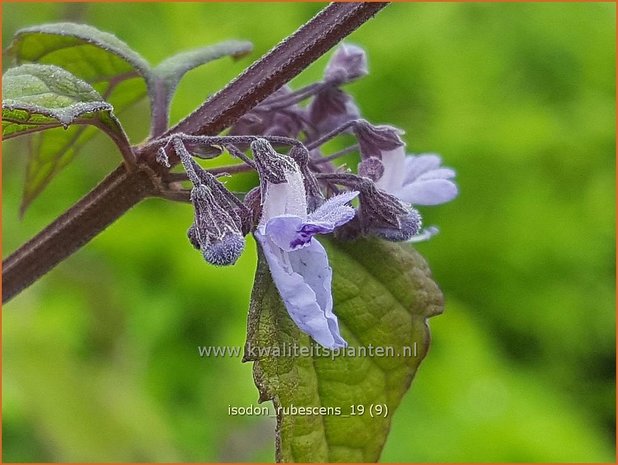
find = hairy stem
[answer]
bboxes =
[149,78,171,138]
[2,166,158,303]
[158,2,388,163]
[3,2,389,303]
[314,144,360,163]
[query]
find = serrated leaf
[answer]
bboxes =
[6,24,253,194]
[7,23,150,212]
[2,64,131,213]
[245,237,444,462]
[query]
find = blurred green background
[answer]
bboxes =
[2,2,615,462]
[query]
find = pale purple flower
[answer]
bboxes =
[375,147,458,206]
[352,121,457,206]
[252,141,358,349]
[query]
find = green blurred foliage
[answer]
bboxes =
[2,2,615,462]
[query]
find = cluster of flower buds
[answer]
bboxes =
[160,43,458,349]
[173,138,251,266]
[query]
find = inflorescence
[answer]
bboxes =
[158,44,458,349]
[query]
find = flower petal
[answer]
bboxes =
[415,167,456,181]
[397,178,459,206]
[259,169,307,226]
[407,226,440,243]
[255,232,347,349]
[264,215,305,251]
[308,191,359,228]
[403,154,443,184]
[264,190,358,252]
[375,146,406,193]
[265,216,333,251]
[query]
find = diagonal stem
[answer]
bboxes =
[2,166,158,302]
[155,2,388,164]
[2,2,389,303]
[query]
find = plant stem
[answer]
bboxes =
[149,78,171,138]
[314,144,360,163]
[3,1,389,303]
[159,2,388,161]
[305,119,360,151]
[2,166,158,303]
[208,164,255,176]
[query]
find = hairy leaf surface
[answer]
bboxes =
[2,64,130,213]
[7,23,150,124]
[149,40,253,135]
[153,40,252,87]
[6,24,253,210]
[7,23,148,212]
[7,22,151,88]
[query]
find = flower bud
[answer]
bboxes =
[250,138,295,185]
[289,145,323,210]
[324,43,368,85]
[367,209,422,242]
[358,156,384,182]
[188,185,245,266]
[251,139,308,222]
[353,120,404,159]
[202,232,246,266]
[357,179,410,229]
[308,87,360,135]
[230,86,304,139]
[243,186,263,228]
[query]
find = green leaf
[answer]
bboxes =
[2,64,131,213]
[149,41,252,135]
[7,23,150,212]
[245,237,444,462]
[7,22,151,90]
[6,22,151,118]
[153,40,253,86]
[3,64,120,135]
[6,22,150,119]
